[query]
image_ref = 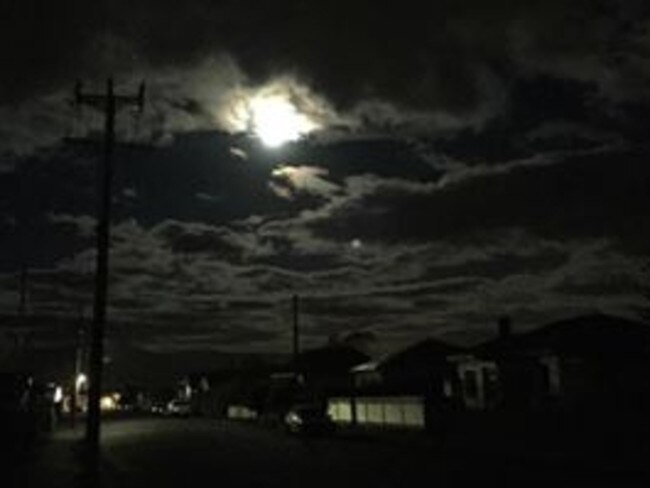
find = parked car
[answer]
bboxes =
[166,399,191,417]
[284,404,334,436]
[149,401,168,415]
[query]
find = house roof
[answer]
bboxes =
[380,337,463,373]
[295,345,370,374]
[350,361,380,373]
[477,313,650,358]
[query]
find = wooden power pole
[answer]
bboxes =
[71,305,85,429]
[292,294,299,374]
[18,264,27,316]
[73,78,144,459]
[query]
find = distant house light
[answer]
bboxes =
[76,373,87,391]
[100,395,117,411]
[54,386,63,403]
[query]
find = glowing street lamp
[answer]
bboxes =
[76,373,87,392]
[100,395,117,411]
[53,386,63,404]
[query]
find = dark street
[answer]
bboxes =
[10,418,650,488]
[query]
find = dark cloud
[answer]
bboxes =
[1,1,105,102]
[5,1,649,120]
[153,220,256,260]
[369,279,487,298]
[553,277,644,297]
[1,1,650,359]
[301,295,413,320]
[299,149,650,250]
[1,216,647,352]
[422,248,569,282]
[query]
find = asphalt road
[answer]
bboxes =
[99,418,445,488]
[13,417,650,488]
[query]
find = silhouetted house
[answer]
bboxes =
[379,338,462,398]
[448,317,511,411]
[454,314,650,414]
[329,337,462,430]
[295,344,370,396]
[450,354,500,410]
[265,345,369,418]
[182,366,274,418]
[350,361,382,389]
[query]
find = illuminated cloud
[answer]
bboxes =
[219,77,343,144]
[1,0,650,359]
[229,146,249,160]
[270,165,341,200]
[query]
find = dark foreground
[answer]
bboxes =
[8,417,650,488]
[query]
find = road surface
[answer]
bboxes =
[11,417,650,488]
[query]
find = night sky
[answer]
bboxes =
[1,0,650,362]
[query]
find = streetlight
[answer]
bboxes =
[76,373,88,391]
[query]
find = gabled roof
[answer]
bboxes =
[350,361,381,373]
[295,345,370,374]
[478,313,650,358]
[380,337,463,373]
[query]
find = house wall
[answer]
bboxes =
[553,356,650,412]
[454,352,650,414]
[327,396,425,429]
[457,360,500,410]
[538,355,561,396]
[327,398,354,423]
[353,370,383,389]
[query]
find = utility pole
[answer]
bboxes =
[18,264,27,317]
[10,263,28,365]
[71,306,85,429]
[73,78,144,460]
[17,154,29,320]
[292,294,299,375]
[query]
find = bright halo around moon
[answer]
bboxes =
[248,94,318,147]
[222,80,327,148]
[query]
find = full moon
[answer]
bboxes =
[223,81,327,148]
[248,94,318,147]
